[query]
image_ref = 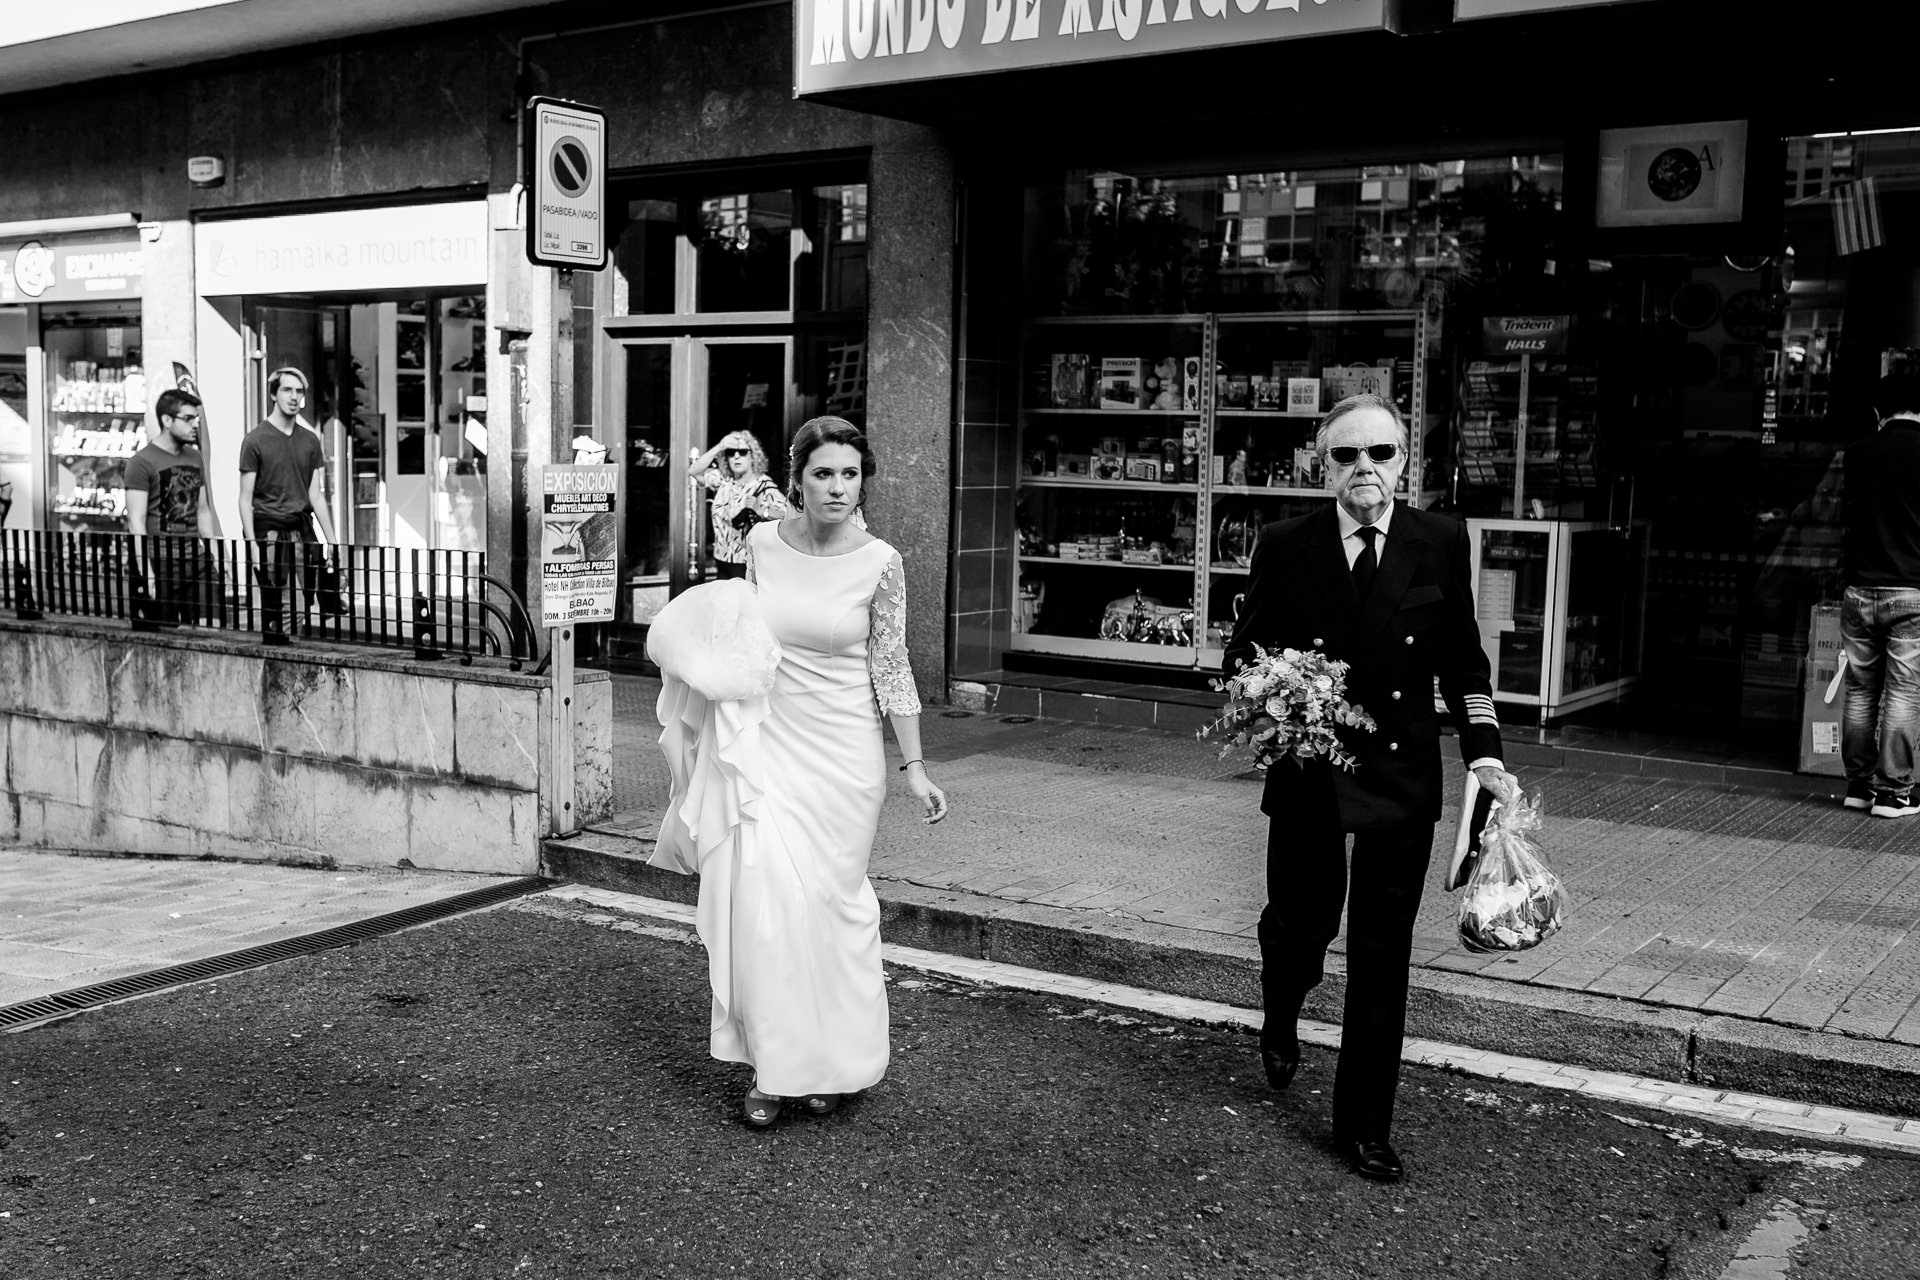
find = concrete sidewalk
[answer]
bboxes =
[0,851,525,1011]
[554,674,1920,1116]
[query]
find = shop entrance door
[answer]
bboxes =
[246,295,483,553]
[687,338,792,582]
[247,301,354,535]
[610,339,682,621]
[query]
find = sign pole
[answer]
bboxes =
[1513,351,1530,519]
[550,622,575,836]
[524,94,609,840]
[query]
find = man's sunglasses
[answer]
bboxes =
[1326,443,1401,466]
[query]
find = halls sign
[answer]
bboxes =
[795,0,1384,94]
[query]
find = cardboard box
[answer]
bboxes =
[1182,356,1203,411]
[1050,354,1092,408]
[1058,451,1091,477]
[1287,377,1322,415]
[1799,601,1845,777]
[1143,358,1181,410]
[1324,362,1394,405]
[1124,453,1161,481]
[1291,448,1323,489]
[1099,358,1144,410]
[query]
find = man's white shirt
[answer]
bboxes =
[1337,498,1500,770]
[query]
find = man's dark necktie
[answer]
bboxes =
[1352,525,1379,599]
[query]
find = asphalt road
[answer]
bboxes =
[2,895,1914,1280]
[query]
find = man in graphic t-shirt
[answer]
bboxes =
[124,389,218,624]
[238,367,337,624]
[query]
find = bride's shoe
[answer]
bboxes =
[743,1086,782,1128]
[800,1093,840,1116]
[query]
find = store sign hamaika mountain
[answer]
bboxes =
[795,0,1384,93]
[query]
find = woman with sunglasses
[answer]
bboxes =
[688,430,790,579]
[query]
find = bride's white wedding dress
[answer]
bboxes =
[649,520,920,1096]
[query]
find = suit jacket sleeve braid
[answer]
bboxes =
[1438,518,1504,765]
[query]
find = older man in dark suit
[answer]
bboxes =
[1224,393,1519,1183]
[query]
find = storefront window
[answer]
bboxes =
[797,184,870,313]
[615,198,679,315]
[1023,157,1562,318]
[44,313,144,532]
[696,190,794,313]
[989,155,1563,680]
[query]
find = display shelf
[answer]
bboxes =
[1028,315,1209,327]
[1021,476,1201,494]
[1212,484,1328,499]
[1025,407,1195,417]
[1008,633,1196,665]
[1020,554,1194,571]
[1013,306,1426,675]
[44,322,143,533]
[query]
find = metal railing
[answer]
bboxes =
[2,529,541,668]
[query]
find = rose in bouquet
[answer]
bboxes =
[1457,792,1567,953]
[1197,644,1377,770]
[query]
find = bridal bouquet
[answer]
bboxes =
[1197,644,1377,770]
[1457,793,1567,953]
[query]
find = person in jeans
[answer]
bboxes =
[239,367,337,626]
[124,388,218,624]
[1840,373,1920,819]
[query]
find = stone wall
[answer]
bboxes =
[0,620,611,874]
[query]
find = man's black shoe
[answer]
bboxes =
[1343,1139,1405,1182]
[1260,1046,1300,1092]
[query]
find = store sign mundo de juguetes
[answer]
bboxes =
[795,0,1385,93]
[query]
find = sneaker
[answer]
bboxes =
[1844,781,1875,811]
[1871,791,1920,820]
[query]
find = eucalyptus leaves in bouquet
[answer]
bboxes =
[1199,644,1377,770]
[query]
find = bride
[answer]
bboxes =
[649,415,949,1127]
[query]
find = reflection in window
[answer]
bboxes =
[616,198,678,315]
[624,346,672,579]
[1025,158,1563,316]
[696,190,793,312]
[798,184,869,313]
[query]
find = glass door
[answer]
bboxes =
[688,337,791,582]
[612,339,679,622]
[432,293,487,553]
[389,301,433,550]
[247,300,354,538]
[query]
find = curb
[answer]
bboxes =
[542,831,1920,1121]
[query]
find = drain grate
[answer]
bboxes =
[0,875,550,1031]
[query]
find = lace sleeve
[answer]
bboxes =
[868,550,921,717]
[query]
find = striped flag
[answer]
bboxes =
[1831,177,1885,255]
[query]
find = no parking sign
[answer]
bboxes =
[525,96,607,270]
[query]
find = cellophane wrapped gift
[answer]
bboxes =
[1457,793,1567,954]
